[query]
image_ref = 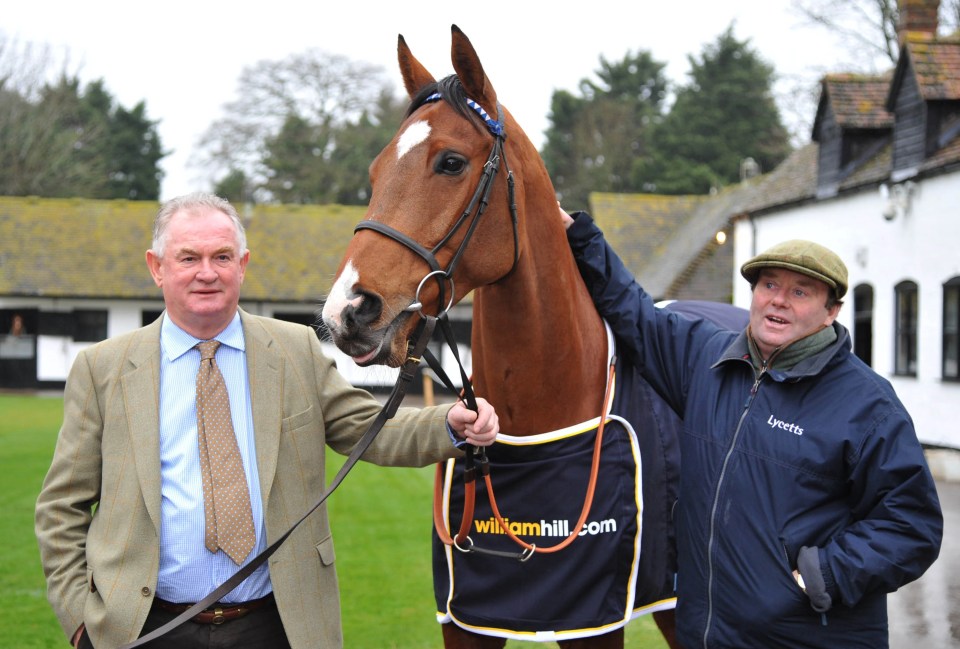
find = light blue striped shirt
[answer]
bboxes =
[156,312,271,603]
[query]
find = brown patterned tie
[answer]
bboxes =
[195,340,255,565]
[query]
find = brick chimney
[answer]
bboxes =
[898,0,940,44]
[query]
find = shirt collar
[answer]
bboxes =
[160,311,245,362]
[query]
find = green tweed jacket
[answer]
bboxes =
[35,310,459,648]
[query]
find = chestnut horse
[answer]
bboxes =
[322,26,679,649]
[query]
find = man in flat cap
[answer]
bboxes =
[559,208,942,649]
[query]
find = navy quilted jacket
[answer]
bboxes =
[567,212,942,649]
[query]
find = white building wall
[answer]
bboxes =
[1,298,165,383]
[733,172,960,449]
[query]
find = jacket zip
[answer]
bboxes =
[702,364,765,649]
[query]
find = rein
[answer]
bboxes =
[119,318,438,649]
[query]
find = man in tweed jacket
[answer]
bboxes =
[35,192,498,649]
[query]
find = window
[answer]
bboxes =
[142,310,163,327]
[944,278,960,381]
[37,310,108,341]
[853,284,874,367]
[73,310,108,342]
[37,312,75,337]
[273,311,324,340]
[894,281,918,376]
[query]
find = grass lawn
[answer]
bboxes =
[0,393,66,648]
[2,393,667,648]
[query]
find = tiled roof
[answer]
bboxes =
[903,32,960,100]
[636,184,753,299]
[589,188,756,300]
[923,131,960,170]
[0,197,365,302]
[742,144,818,212]
[589,193,706,296]
[817,73,894,131]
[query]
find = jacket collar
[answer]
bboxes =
[238,309,283,506]
[713,323,851,381]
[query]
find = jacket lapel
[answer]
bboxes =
[121,318,163,531]
[241,311,282,507]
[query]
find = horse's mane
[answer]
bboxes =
[406,75,488,133]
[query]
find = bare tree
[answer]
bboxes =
[793,0,960,68]
[193,49,397,201]
[0,33,60,98]
[0,35,106,196]
[947,0,960,29]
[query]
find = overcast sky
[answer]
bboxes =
[4,0,877,200]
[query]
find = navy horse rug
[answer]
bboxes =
[433,335,679,642]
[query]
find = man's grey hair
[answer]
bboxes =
[151,192,247,257]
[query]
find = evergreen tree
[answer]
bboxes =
[214,169,255,205]
[327,91,407,205]
[541,51,669,207]
[104,98,165,200]
[262,113,334,204]
[259,89,405,205]
[637,27,791,195]
[0,67,164,199]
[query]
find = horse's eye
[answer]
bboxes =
[437,154,467,176]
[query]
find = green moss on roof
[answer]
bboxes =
[591,193,706,266]
[589,192,709,293]
[821,73,894,129]
[242,203,366,301]
[0,197,366,302]
[904,33,960,100]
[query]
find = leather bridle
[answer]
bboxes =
[354,91,519,321]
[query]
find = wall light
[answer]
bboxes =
[879,181,916,221]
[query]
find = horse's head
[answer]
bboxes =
[322,25,535,367]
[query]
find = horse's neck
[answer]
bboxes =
[470,228,609,435]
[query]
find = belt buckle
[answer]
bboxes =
[212,607,226,625]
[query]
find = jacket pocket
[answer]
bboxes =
[315,534,336,567]
[780,536,797,570]
[282,405,315,433]
[86,565,97,593]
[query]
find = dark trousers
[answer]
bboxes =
[78,597,292,649]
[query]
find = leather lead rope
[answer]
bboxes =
[120,317,438,649]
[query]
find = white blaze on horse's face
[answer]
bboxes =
[396,120,431,160]
[321,260,361,330]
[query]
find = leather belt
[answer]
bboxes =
[152,593,274,625]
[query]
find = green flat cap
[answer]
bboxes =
[740,239,848,299]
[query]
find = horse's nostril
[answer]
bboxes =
[343,290,382,332]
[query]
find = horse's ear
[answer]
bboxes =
[450,24,498,116]
[398,34,436,99]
